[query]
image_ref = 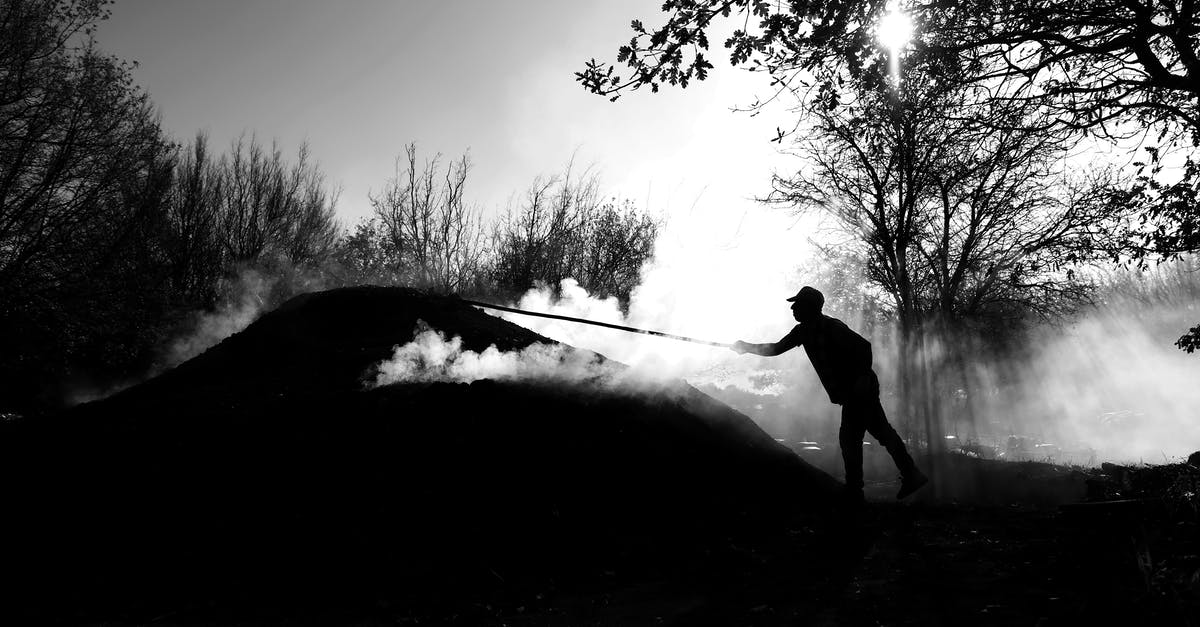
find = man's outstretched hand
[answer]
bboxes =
[731,340,751,354]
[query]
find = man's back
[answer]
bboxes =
[787,314,875,404]
[731,286,927,500]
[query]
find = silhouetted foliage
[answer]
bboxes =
[584,0,1200,353]
[218,135,340,267]
[923,0,1200,142]
[0,1,346,412]
[490,163,658,304]
[369,145,487,294]
[337,151,660,305]
[1117,151,1200,351]
[579,0,1200,142]
[162,133,342,304]
[0,0,177,411]
[162,133,225,308]
[773,65,1129,336]
[331,217,397,286]
[491,166,599,298]
[768,53,1132,443]
[0,1,667,413]
[575,199,659,302]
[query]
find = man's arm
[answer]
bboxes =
[731,328,802,356]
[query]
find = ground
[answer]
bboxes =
[3,287,1195,625]
[54,455,1197,626]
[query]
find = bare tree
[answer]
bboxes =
[0,0,180,410]
[582,0,1200,352]
[575,199,659,302]
[156,132,341,312]
[216,136,339,266]
[277,146,341,266]
[580,0,1200,142]
[490,161,659,304]
[0,1,169,306]
[771,63,1130,443]
[922,0,1200,141]
[162,133,224,307]
[370,144,486,293]
[491,163,597,297]
[779,93,1122,329]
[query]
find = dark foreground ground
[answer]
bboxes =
[3,287,1196,625]
[18,453,1197,627]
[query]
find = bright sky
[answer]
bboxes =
[97,0,793,226]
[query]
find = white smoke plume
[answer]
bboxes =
[370,320,629,387]
[166,270,275,366]
[978,265,1200,463]
[65,270,281,406]
[367,206,815,392]
[499,205,818,389]
[164,262,338,368]
[478,202,1200,464]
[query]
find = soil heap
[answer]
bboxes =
[1,286,837,615]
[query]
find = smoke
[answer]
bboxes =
[970,263,1200,463]
[499,205,818,385]
[165,261,337,367]
[370,320,625,386]
[365,205,820,418]
[822,262,1200,464]
[165,269,275,366]
[476,202,1200,465]
[57,269,283,408]
[457,205,843,443]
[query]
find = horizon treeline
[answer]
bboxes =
[0,1,658,414]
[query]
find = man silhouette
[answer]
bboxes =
[732,286,928,502]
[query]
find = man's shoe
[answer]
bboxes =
[896,471,929,500]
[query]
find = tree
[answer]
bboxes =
[574,199,659,303]
[0,0,169,304]
[777,72,1125,333]
[217,135,340,267]
[921,0,1200,352]
[922,0,1200,141]
[330,217,396,286]
[490,164,598,299]
[0,0,177,410]
[0,1,351,413]
[581,0,1200,352]
[341,150,659,302]
[489,162,660,304]
[579,0,1200,140]
[1115,149,1200,351]
[162,133,224,308]
[370,144,487,294]
[772,59,1131,441]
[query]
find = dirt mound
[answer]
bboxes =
[1,286,837,618]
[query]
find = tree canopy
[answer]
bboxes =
[580,0,1200,352]
[774,66,1126,337]
[578,0,1200,141]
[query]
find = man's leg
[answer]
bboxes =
[862,397,916,476]
[839,403,869,494]
[861,397,927,498]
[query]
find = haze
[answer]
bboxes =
[97,0,788,224]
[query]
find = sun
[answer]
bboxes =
[877,7,914,53]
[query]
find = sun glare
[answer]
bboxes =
[877,8,913,53]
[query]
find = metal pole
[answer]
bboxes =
[462,299,733,348]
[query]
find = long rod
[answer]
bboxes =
[463,299,732,348]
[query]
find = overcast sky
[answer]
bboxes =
[97,0,793,225]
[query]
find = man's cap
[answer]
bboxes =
[786,286,824,309]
